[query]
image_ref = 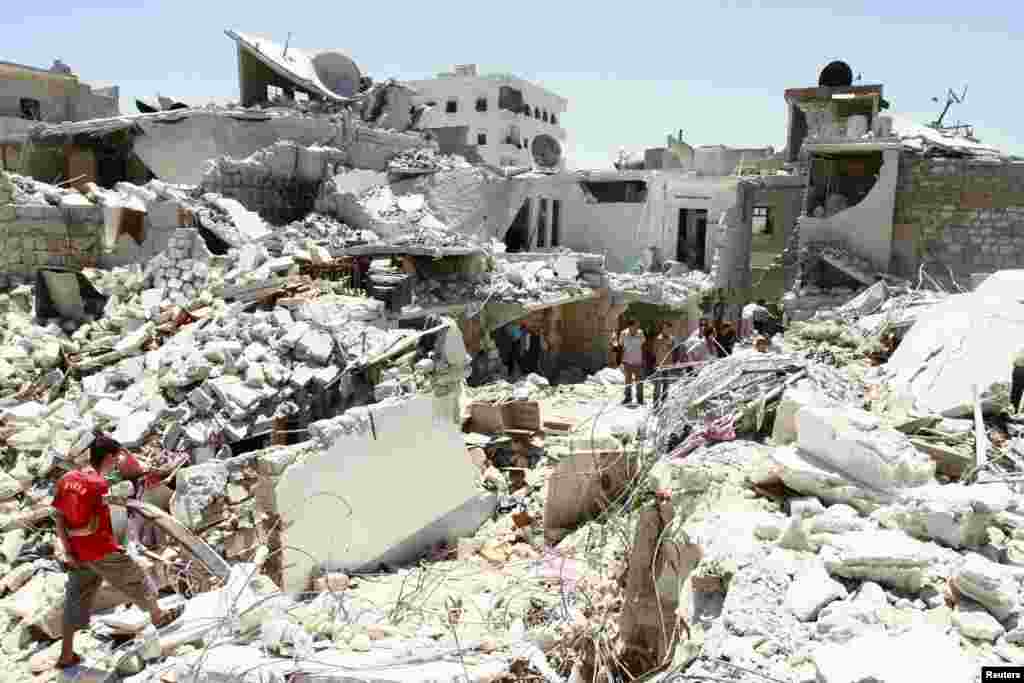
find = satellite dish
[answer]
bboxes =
[531,134,563,170]
[818,61,853,88]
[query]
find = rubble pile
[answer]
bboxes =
[486,254,594,306]
[607,269,715,308]
[351,185,481,251]
[142,228,213,304]
[387,147,469,174]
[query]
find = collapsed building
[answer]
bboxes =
[5,40,1024,683]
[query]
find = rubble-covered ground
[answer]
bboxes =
[3,145,1020,683]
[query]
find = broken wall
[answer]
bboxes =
[0,201,101,283]
[798,148,899,272]
[269,395,485,592]
[894,156,1024,283]
[201,141,346,225]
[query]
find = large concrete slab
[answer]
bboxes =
[888,292,1024,416]
[273,395,482,593]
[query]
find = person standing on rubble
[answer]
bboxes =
[1012,346,1024,413]
[52,433,182,670]
[650,321,675,406]
[618,319,647,405]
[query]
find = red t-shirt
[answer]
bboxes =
[52,469,121,562]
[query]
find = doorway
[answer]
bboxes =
[677,208,708,270]
[505,198,531,252]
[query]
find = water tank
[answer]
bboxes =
[818,61,853,88]
[531,134,563,171]
[311,52,362,98]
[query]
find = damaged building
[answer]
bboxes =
[6,36,1024,683]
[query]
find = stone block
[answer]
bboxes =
[272,396,484,592]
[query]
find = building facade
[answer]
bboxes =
[0,59,119,172]
[405,65,567,171]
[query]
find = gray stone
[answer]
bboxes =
[954,553,1019,621]
[813,626,973,683]
[821,530,937,592]
[953,599,1005,642]
[785,564,848,621]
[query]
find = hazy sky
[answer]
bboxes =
[4,1,1020,169]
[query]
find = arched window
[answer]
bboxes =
[551,114,558,125]
[533,106,540,119]
[542,110,549,123]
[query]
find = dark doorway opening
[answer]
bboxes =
[677,208,708,271]
[505,198,531,252]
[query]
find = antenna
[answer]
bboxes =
[930,85,968,129]
[283,32,293,59]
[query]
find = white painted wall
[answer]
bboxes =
[798,148,899,271]
[272,395,481,593]
[407,72,567,169]
[490,172,739,273]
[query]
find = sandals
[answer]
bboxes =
[154,603,185,629]
[54,654,82,670]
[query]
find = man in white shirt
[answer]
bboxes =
[617,319,647,405]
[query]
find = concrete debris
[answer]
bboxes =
[5,75,1024,683]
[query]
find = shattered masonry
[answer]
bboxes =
[1,48,1024,683]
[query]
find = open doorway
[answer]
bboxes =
[676,208,708,270]
[505,198,531,252]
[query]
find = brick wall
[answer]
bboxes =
[894,157,1024,282]
[0,203,101,285]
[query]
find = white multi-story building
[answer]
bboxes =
[405,64,567,171]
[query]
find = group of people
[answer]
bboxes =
[613,302,781,407]
[495,321,545,379]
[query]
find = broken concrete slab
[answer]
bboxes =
[888,292,1024,416]
[272,395,483,593]
[769,446,898,513]
[785,563,848,622]
[812,626,973,683]
[820,530,939,592]
[794,404,935,493]
[954,553,1019,621]
[874,483,1013,549]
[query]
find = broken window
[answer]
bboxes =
[477,132,488,146]
[498,86,524,112]
[752,206,772,235]
[579,180,648,204]
[19,98,40,121]
[446,99,458,114]
[551,199,561,246]
[475,97,488,112]
[505,124,521,147]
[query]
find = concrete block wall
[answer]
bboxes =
[201,142,346,226]
[97,200,188,269]
[0,202,101,284]
[895,157,1024,282]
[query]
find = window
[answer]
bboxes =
[499,86,524,112]
[475,97,488,112]
[551,114,558,126]
[523,137,529,150]
[446,99,458,113]
[477,132,488,146]
[533,106,540,119]
[579,181,648,204]
[551,199,561,246]
[542,111,549,123]
[536,199,549,247]
[752,206,772,235]
[19,98,41,121]
[266,86,284,102]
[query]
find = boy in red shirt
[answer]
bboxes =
[52,433,181,669]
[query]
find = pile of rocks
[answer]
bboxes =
[388,147,468,174]
[142,228,213,305]
[607,269,714,308]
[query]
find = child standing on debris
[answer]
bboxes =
[618,319,647,405]
[52,433,182,670]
